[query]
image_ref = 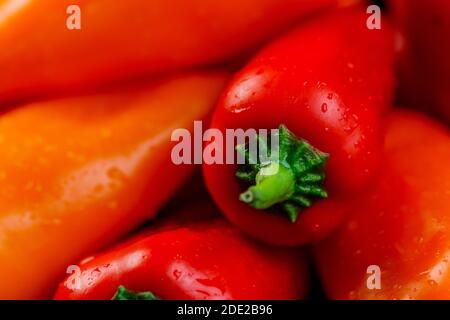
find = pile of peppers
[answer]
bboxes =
[0,0,449,300]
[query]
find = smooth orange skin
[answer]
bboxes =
[314,110,450,299]
[0,71,228,299]
[0,0,343,104]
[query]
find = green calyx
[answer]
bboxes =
[112,285,159,300]
[236,125,329,223]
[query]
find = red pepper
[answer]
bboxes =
[203,7,395,246]
[314,110,450,299]
[390,0,450,123]
[53,212,309,300]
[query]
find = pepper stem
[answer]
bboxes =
[112,285,159,300]
[236,125,329,223]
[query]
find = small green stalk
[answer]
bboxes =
[112,285,159,300]
[236,125,329,223]
[239,163,296,209]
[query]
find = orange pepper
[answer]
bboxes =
[0,71,228,299]
[0,0,342,104]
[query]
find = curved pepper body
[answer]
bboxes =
[54,217,309,300]
[315,110,450,299]
[204,7,395,246]
[0,0,341,104]
[390,0,450,123]
[0,71,228,299]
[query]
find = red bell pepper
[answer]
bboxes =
[314,110,450,299]
[390,0,450,123]
[53,213,309,300]
[203,7,395,246]
[0,0,343,104]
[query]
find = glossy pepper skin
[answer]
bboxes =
[54,216,309,300]
[315,110,450,300]
[390,0,450,123]
[0,71,228,299]
[0,0,342,104]
[203,8,395,246]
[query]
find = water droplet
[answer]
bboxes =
[327,93,333,100]
[107,167,126,181]
[321,103,328,113]
[427,279,438,287]
[173,269,182,280]
[316,81,327,89]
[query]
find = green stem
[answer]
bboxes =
[112,285,159,300]
[236,125,329,223]
[239,163,295,209]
